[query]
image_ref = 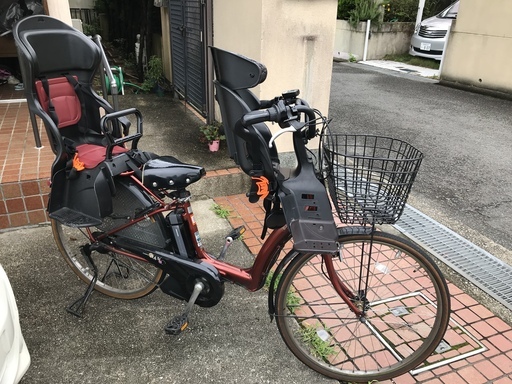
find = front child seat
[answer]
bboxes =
[210,47,280,186]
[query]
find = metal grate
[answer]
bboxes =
[394,205,512,311]
[418,26,447,38]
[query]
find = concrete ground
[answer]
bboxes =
[1,199,334,384]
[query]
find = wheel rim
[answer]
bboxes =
[53,221,163,299]
[276,236,449,382]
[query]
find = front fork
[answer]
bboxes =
[323,254,365,318]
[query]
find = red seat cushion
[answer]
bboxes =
[35,76,82,129]
[75,144,128,169]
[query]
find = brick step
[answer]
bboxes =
[0,168,250,231]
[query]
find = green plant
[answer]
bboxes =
[199,121,226,143]
[82,22,101,36]
[299,324,336,360]
[337,0,356,19]
[348,0,382,28]
[141,56,164,92]
[349,53,357,62]
[211,203,230,219]
[382,0,453,23]
[264,271,301,313]
[383,53,440,69]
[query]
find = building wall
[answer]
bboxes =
[214,0,338,151]
[441,0,512,95]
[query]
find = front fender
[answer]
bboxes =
[267,248,301,320]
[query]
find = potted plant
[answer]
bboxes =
[199,121,225,152]
[141,56,166,95]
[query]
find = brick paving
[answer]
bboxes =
[214,194,512,383]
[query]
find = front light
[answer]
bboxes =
[414,23,421,34]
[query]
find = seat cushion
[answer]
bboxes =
[35,76,81,128]
[76,144,128,169]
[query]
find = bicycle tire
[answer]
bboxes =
[275,230,450,383]
[52,179,166,299]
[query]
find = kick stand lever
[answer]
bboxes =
[165,281,205,335]
[218,226,246,261]
[66,244,98,317]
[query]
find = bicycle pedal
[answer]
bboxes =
[164,314,189,335]
[226,226,246,241]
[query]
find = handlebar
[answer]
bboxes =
[240,105,281,127]
[240,97,318,147]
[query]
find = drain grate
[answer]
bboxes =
[394,205,512,311]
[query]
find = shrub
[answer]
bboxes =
[382,0,456,23]
[337,0,356,20]
[348,0,382,28]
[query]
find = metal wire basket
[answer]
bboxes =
[322,134,423,225]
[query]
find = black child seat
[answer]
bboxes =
[13,15,145,227]
[210,47,281,201]
[210,47,338,252]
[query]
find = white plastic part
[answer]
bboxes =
[0,265,30,384]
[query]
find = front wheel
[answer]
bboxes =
[274,231,450,383]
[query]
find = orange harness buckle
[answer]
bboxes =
[72,153,85,171]
[252,176,270,199]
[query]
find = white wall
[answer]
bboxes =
[214,0,338,151]
[441,0,512,94]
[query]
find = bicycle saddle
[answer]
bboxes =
[142,156,206,190]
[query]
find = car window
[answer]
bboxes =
[439,1,459,19]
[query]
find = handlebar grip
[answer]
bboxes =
[240,109,272,127]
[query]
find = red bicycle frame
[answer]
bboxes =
[84,173,362,316]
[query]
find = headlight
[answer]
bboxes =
[414,23,421,34]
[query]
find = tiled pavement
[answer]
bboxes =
[214,194,512,384]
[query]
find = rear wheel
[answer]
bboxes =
[52,178,167,299]
[275,231,450,383]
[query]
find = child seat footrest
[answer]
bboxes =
[49,207,102,227]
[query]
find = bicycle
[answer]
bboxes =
[15,16,450,383]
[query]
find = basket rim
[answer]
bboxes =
[322,134,424,161]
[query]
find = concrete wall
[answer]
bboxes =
[441,0,512,95]
[334,20,414,61]
[214,0,338,151]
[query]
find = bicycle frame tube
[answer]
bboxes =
[84,172,291,293]
[178,199,291,291]
[208,227,291,291]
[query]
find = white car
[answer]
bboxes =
[409,1,459,60]
[0,265,30,384]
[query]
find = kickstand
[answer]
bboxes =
[165,280,204,335]
[66,245,98,317]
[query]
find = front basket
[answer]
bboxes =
[323,134,423,225]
